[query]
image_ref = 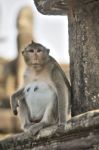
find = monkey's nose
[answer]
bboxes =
[34,53,38,60]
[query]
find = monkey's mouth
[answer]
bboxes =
[32,63,40,65]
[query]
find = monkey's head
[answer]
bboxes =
[22,41,50,66]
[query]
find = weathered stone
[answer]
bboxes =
[68,1,99,115]
[1,110,99,149]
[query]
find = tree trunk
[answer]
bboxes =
[68,0,99,116]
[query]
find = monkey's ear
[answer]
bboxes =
[46,49,50,54]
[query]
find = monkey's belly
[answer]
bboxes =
[24,81,56,121]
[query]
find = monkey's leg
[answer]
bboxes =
[52,69,68,126]
[18,99,34,131]
[28,98,57,136]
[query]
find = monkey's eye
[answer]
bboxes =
[28,49,34,53]
[37,49,42,53]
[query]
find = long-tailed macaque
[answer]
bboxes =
[10,41,71,135]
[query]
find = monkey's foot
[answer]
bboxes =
[55,123,72,134]
[27,122,44,136]
[36,124,65,137]
[56,124,65,134]
[37,125,58,139]
[24,123,35,131]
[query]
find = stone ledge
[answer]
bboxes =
[33,0,99,15]
[0,110,99,150]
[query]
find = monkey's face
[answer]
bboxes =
[22,44,50,66]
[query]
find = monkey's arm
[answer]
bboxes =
[50,56,71,121]
[10,88,24,115]
[50,56,71,90]
[51,67,69,125]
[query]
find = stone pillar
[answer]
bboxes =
[17,6,34,86]
[67,0,99,116]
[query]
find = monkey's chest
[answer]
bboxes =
[24,81,55,120]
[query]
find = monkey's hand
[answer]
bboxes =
[10,94,18,115]
[10,88,24,115]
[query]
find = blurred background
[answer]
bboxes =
[0,0,69,139]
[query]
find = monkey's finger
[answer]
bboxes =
[13,109,18,115]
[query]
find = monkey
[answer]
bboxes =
[10,41,71,136]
